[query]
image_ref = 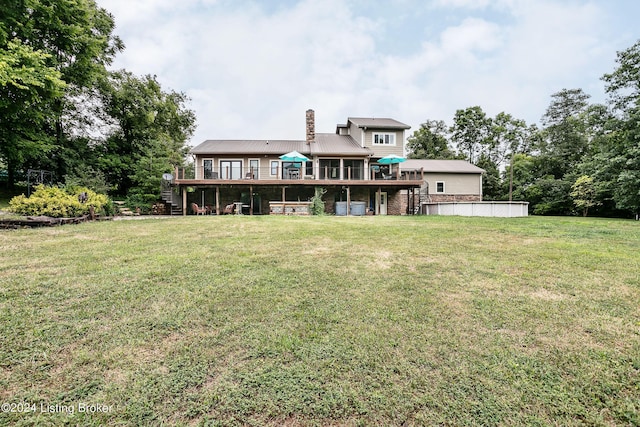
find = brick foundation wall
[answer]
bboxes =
[388,191,405,215]
[323,187,370,214]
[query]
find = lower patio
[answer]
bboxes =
[166,182,423,216]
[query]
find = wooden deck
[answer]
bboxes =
[173,178,423,187]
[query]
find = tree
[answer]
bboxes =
[570,175,598,217]
[406,120,457,159]
[489,112,530,200]
[0,0,123,186]
[601,39,640,218]
[502,154,536,202]
[450,106,492,164]
[602,40,640,112]
[0,40,66,187]
[476,154,501,200]
[98,71,195,199]
[490,112,528,166]
[611,108,640,218]
[538,88,591,179]
[525,176,573,215]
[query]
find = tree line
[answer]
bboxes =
[2,3,638,218]
[407,40,640,219]
[0,0,195,206]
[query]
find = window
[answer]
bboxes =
[270,160,279,176]
[436,182,445,193]
[373,133,395,146]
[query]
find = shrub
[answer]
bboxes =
[124,193,155,215]
[9,185,111,218]
[310,187,327,215]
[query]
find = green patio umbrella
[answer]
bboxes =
[377,154,406,164]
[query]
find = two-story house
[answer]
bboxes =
[165,110,425,215]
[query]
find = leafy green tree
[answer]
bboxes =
[601,40,640,218]
[502,154,536,202]
[450,106,493,164]
[610,109,640,218]
[5,0,123,88]
[491,112,528,165]
[0,40,66,187]
[538,88,591,179]
[98,71,195,200]
[407,120,457,159]
[571,175,598,217]
[489,112,530,200]
[0,0,123,186]
[476,154,501,200]
[525,176,573,215]
[602,40,640,112]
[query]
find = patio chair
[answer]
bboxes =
[191,202,207,215]
[223,203,235,215]
[383,172,397,180]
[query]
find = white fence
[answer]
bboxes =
[422,202,529,217]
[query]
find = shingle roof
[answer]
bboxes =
[400,159,485,174]
[347,117,411,129]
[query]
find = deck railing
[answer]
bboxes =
[173,166,424,182]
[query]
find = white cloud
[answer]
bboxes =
[97,0,639,146]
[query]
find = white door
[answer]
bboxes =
[378,192,388,215]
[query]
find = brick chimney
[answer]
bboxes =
[306,109,315,144]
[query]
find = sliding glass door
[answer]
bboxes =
[219,160,242,180]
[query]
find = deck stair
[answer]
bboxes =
[160,179,182,215]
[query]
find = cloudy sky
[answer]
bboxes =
[96,0,640,146]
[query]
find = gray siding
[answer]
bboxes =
[364,129,405,158]
[349,121,363,145]
[425,172,482,196]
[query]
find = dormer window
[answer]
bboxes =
[373,133,395,146]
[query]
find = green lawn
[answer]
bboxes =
[0,216,638,426]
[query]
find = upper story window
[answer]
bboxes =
[373,133,395,146]
[270,160,279,176]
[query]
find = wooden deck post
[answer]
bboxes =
[376,186,381,215]
[250,184,254,215]
[346,186,351,216]
[282,186,286,215]
[182,187,187,216]
[216,186,220,215]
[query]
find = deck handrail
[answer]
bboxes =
[172,166,424,182]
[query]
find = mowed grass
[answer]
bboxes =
[0,215,639,426]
